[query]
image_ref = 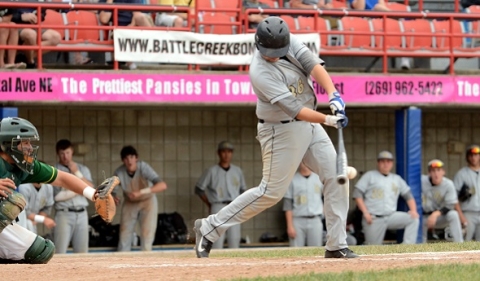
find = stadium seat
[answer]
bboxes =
[464,5,480,46]
[258,0,279,8]
[197,13,238,34]
[43,9,67,40]
[431,19,466,51]
[386,2,411,11]
[331,0,349,9]
[281,15,298,31]
[370,18,403,50]
[65,11,111,45]
[336,16,373,49]
[399,19,434,50]
[297,16,332,47]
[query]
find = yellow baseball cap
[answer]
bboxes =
[467,145,480,155]
[428,159,444,169]
[377,151,394,160]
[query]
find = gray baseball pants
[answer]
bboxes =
[422,210,463,243]
[211,203,241,249]
[362,211,419,245]
[53,210,89,253]
[290,216,323,247]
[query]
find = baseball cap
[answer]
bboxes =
[377,151,394,160]
[428,159,444,169]
[217,141,234,151]
[466,145,480,154]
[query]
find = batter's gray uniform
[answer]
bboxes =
[421,175,463,243]
[198,34,350,252]
[196,164,246,249]
[53,163,92,253]
[115,161,160,251]
[353,170,419,245]
[18,183,54,234]
[283,172,323,247]
[453,167,480,241]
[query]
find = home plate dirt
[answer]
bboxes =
[4,250,480,281]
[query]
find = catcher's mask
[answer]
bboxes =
[0,117,39,174]
[255,16,291,58]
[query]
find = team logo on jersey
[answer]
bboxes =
[288,79,305,97]
[232,177,239,188]
[391,184,398,196]
[433,191,443,203]
[314,184,321,193]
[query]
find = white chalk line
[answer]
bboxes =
[108,250,480,269]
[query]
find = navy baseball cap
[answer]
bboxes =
[377,151,394,160]
[218,141,234,151]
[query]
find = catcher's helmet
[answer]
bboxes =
[0,117,39,174]
[255,16,290,58]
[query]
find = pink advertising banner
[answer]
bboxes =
[1,72,480,105]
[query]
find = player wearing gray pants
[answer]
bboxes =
[453,145,480,241]
[194,16,354,259]
[421,160,463,243]
[354,151,419,245]
[283,163,323,247]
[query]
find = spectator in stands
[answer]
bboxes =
[99,0,153,69]
[243,0,270,29]
[154,0,195,28]
[0,11,26,69]
[290,0,333,10]
[11,7,61,69]
[347,0,387,11]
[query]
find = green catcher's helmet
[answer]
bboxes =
[0,117,39,174]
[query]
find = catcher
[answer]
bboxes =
[0,117,118,264]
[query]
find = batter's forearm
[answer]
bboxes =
[296,107,327,123]
[310,65,337,98]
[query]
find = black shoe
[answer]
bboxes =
[325,248,359,259]
[26,62,37,69]
[194,219,212,258]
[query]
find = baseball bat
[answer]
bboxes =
[336,121,348,185]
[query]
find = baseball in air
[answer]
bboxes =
[347,166,357,179]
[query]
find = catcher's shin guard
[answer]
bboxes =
[24,235,55,264]
[0,191,27,233]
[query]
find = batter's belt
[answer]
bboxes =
[56,207,86,213]
[258,119,299,124]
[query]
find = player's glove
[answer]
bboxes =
[94,176,119,223]
[329,92,346,115]
[458,183,473,202]
[324,114,348,129]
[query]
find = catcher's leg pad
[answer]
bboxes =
[0,190,27,233]
[95,176,119,223]
[24,235,55,264]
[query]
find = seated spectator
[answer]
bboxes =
[348,0,387,11]
[353,151,419,245]
[0,11,26,69]
[243,0,270,30]
[290,0,333,10]
[421,159,464,243]
[155,0,195,28]
[11,6,61,69]
[99,0,153,69]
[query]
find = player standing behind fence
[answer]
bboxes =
[283,163,324,247]
[421,159,463,243]
[18,183,55,234]
[114,145,167,251]
[453,145,480,241]
[354,151,419,245]
[53,139,93,253]
[195,141,246,249]
[193,16,354,259]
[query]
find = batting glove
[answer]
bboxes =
[324,114,348,129]
[329,92,346,115]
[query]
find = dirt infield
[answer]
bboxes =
[4,249,480,281]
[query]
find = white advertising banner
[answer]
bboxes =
[114,29,320,65]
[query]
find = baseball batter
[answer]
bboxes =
[194,16,355,259]
[354,151,419,245]
[283,163,324,247]
[421,159,463,243]
[115,145,167,251]
[18,183,55,234]
[195,141,246,249]
[453,145,480,241]
[53,139,93,254]
[0,117,103,264]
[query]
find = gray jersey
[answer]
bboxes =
[54,163,92,209]
[354,170,411,216]
[250,34,324,122]
[196,164,246,203]
[114,160,161,202]
[283,172,323,217]
[18,183,54,217]
[453,167,480,211]
[421,175,458,213]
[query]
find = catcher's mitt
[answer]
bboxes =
[458,183,473,202]
[94,176,119,223]
[0,190,27,233]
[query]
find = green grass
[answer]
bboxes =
[209,241,480,259]
[225,263,480,281]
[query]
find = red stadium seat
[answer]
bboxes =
[337,16,373,49]
[258,0,279,8]
[431,19,466,51]
[280,15,297,31]
[296,16,332,47]
[65,11,111,45]
[197,13,238,34]
[331,0,348,9]
[400,19,434,50]
[370,18,403,50]
[386,2,411,11]
[43,9,67,40]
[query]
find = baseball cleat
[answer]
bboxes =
[324,248,359,259]
[194,219,212,258]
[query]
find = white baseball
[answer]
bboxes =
[347,166,357,179]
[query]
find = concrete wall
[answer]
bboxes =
[21,106,480,244]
